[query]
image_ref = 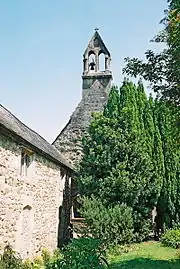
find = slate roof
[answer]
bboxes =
[0,104,74,171]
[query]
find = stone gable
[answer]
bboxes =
[53,30,112,165]
[53,78,111,165]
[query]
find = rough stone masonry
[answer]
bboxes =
[53,30,113,165]
[0,104,73,259]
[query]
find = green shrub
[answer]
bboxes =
[177,249,180,259]
[172,218,180,230]
[46,237,107,269]
[23,259,34,269]
[161,229,180,248]
[33,256,44,268]
[80,196,134,246]
[45,249,63,269]
[41,248,51,266]
[0,245,23,269]
[133,211,152,242]
[0,241,107,269]
[0,245,49,269]
[52,249,63,260]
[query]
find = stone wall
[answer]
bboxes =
[53,78,111,165]
[0,132,68,259]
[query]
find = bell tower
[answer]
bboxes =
[82,29,112,96]
[53,30,113,165]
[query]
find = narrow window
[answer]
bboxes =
[88,51,96,72]
[99,52,105,71]
[20,148,34,176]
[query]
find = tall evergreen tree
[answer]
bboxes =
[79,81,159,238]
[155,102,179,226]
[78,80,179,240]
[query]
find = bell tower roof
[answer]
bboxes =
[83,29,111,58]
[53,30,113,165]
[82,29,112,76]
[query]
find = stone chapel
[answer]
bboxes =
[0,30,112,259]
[0,104,74,259]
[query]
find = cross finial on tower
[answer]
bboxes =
[95,27,99,32]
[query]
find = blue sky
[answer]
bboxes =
[0,0,167,142]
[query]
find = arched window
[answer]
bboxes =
[88,51,96,72]
[23,205,32,211]
[99,52,105,71]
[20,205,33,258]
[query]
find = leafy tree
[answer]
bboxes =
[123,0,180,104]
[79,81,163,239]
[78,80,179,243]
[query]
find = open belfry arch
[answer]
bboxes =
[83,29,111,74]
[53,29,113,165]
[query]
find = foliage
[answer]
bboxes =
[0,246,60,269]
[78,80,179,242]
[23,259,34,269]
[123,0,180,104]
[132,212,152,242]
[177,249,180,259]
[172,220,180,230]
[0,245,23,269]
[161,229,180,248]
[41,248,51,266]
[46,237,108,269]
[33,256,44,269]
[80,196,134,245]
[1,242,180,269]
[155,102,180,226]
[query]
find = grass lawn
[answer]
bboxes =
[108,241,180,269]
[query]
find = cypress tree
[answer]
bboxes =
[156,102,179,226]
[78,79,179,240]
[79,81,156,238]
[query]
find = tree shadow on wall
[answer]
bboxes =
[109,258,180,269]
[57,172,73,248]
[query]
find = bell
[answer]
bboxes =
[89,60,96,71]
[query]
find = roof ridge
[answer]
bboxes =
[0,104,74,171]
[0,104,50,145]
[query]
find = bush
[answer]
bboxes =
[161,229,180,248]
[0,245,49,269]
[133,211,152,242]
[0,245,23,269]
[0,240,107,269]
[46,237,107,269]
[33,256,44,268]
[45,249,63,269]
[80,196,134,246]
[41,248,51,266]
[177,249,180,260]
[172,219,180,230]
[23,259,34,269]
